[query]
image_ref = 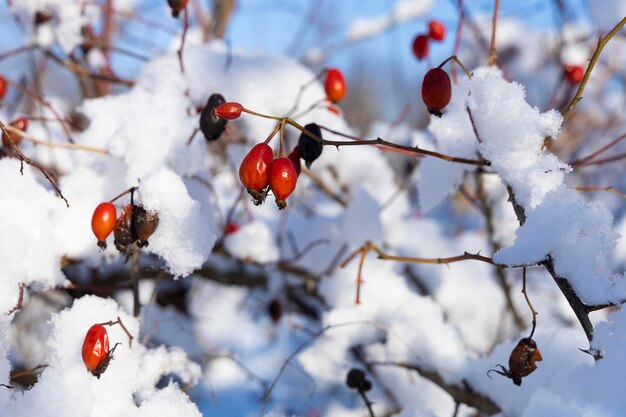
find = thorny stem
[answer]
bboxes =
[0,120,69,207]
[358,390,376,417]
[488,0,500,66]
[239,107,488,166]
[522,267,538,339]
[561,16,626,119]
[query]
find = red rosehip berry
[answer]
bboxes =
[214,102,243,120]
[287,147,301,177]
[225,222,240,234]
[324,68,347,102]
[2,117,28,147]
[428,20,446,41]
[82,324,119,378]
[269,157,297,210]
[91,202,117,250]
[412,34,429,60]
[0,75,8,100]
[563,64,584,85]
[239,143,274,205]
[421,68,451,117]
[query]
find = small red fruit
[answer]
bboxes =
[0,75,8,100]
[91,202,117,250]
[412,34,429,60]
[563,64,584,85]
[214,102,243,120]
[421,68,452,117]
[428,20,446,41]
[225,222,240,234]
[2,117,28,147]
[324,68,347,102]
[239,143,274,205]
[82,324,119,378]
[268,157,297,210]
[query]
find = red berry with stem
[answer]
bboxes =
[412,34,429,60]
[0,75,8,100]
[82,324,119,378]
[324,68,347,102]
[91,202,117,250]
[563,64,584,85]
[428,20,446,41]
[269,157,297,210]
[215,102,243,120]
[421,68,451,117]
[239,143,274,205]
[2,117,28,147]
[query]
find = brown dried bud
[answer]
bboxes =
[114,204,136,254]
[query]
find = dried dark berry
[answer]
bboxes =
[297,123,323,169]
[34,10,53,25]
[132,206,159,247]
[488,337,542,386]
[346,368,371,391]
[199,93,228,141]
[114,204,137,254]
[167,0,188,18]
[268,299,282,323]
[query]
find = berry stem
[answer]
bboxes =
[438,55,472,79]
[264,124,281,144]
[241,107,283,121]
[109,186,138,203]
[522,267,538,339]
[278,118,286,157]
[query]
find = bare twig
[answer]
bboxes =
[521,267,538,338]
[0,120,69,207]
[4,125,109,154]
[488,0,500,66]
[561,16,626,119]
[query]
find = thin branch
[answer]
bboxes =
[575,186,626,200]
[4,125,109,154]
[369,361,501,415]
[488,0,500,66]
[0,120,69,207]
[522,267,538,338]
[561,16,626,119]
[45,51,134,86]
[569,132,626,167]
[177,6,190,74]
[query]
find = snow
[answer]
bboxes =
[1,2,626,417]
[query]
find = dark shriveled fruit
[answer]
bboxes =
[114,204,136,253]
[297,123,323,169]
[132,206,159,247]
[421,68,451,117]
[199,93,227,141]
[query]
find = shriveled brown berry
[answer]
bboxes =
[132,206,159,247]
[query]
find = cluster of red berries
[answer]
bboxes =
[82,324,120,378]
[1,116,28,147]
[412,20,446,60]
[167,0,188,18]
[563,64,584,85]
[91,194,159,253]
